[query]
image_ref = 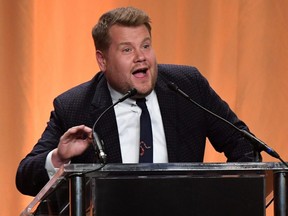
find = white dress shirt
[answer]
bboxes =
[109,85,168,163]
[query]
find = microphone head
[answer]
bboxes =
[129,88,138,97]
[167,82,179,92]
[118,88,138,102]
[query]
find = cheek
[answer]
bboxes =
[105,65,130,87]
[146,49,156,61]
[105,56,134,81]
[110,56,131,71]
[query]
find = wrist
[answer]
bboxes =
[51,148,70,168]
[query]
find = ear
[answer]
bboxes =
[96,50,106,71]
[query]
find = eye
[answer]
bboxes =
[143,43,150,49]
[122,47,133,53]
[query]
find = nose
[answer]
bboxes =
[134,49,146,62]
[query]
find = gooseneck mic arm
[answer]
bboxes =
[92,88,137,164]
[168,82,287,166]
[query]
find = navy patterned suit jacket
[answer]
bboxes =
[16,64,255,196]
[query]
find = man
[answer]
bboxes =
[16,7,256,196]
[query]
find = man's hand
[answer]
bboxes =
[52,125,93,168]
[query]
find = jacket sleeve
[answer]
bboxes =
[16,98,67,196]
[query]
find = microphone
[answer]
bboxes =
[92,88,138,163]
[167,82,281,160]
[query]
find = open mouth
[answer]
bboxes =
[132,68,148,78]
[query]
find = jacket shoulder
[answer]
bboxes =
[55,72,103,104]
[157,64,207,84]
[158,64,198,72]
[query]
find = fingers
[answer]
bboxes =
[57,125,93,162]
[67,125,92,136]
[62,125,92,142]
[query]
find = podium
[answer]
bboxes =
[20,163,288,216]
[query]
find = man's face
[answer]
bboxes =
[96,24,158,98]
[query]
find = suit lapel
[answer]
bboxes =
[155,74,179,162]
[89,74,122,163]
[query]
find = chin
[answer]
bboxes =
[135,88,153,98]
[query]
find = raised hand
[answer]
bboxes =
[52,125,93,167]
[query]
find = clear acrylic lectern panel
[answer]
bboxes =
[20,162,288,216]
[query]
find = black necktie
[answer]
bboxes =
[136,98,153,163]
